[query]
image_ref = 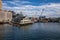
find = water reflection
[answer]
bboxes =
[0,23,60,40]
[0,24,14,40]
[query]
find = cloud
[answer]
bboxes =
[3,1,31,7]
[2,1,60,17]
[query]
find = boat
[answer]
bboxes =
[19,17,33,25]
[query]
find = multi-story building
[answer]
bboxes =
[0,0,12,22]
[0,10,12,22]
[0,0,2,10]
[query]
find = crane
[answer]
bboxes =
[39,8,46,18]
[40,9,44,17]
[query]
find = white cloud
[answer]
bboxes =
[3,1,31,6]
[2,2,60,17]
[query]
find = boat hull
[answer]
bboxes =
[19,23,33,26]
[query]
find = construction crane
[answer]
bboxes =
[39,8,46,22]
[40,9,44,17]
[39,8,46,18]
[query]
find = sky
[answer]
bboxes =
[2,0,60,17]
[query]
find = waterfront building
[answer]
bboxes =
[0,10,12,22]
[0,0,2,10]
[0,0,12,22]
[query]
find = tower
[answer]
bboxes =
[0,0,2,10]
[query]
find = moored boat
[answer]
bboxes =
[19,17,33,25]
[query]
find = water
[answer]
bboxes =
[0,23,60,40]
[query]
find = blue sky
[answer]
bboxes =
[2,0,60,17]
[2,0,60,6]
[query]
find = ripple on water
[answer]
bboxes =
[0,23,60,40]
